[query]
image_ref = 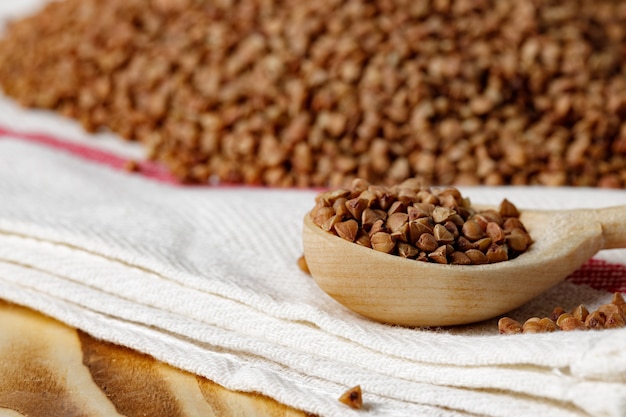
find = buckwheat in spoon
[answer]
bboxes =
[302,179,626,327]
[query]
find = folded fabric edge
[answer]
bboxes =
[0,276,361,417]
[0,246,621,417]
[0,223,617,371]
[1,276,539,417]
[0,219,625,374]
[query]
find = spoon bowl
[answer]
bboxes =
[303,205,626,326]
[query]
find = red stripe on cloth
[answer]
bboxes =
[0,126,178,184]
[567,258,626,293]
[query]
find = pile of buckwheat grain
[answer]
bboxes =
[311,178,532,265]
[0,0,625,187]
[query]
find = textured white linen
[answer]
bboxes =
[1,136,626,417]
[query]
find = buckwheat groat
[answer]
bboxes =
[311,178,532,265]
[1,0,625,187]
[498,293,626,334]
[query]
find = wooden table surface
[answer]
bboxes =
[0,300,311,417]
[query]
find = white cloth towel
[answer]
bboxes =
[1,134,626,417]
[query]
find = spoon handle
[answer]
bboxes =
[595,205,626,250]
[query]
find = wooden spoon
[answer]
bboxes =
[303,205,626,327]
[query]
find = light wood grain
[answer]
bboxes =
[0,301,311,417]
[303,205,626,327]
